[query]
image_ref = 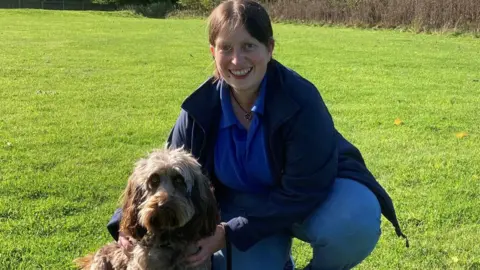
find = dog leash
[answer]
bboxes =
[226,240,232,270]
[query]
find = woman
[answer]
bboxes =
[107,0,408,269]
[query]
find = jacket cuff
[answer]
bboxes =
[225,217,257,251]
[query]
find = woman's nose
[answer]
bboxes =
[230,50,245,65]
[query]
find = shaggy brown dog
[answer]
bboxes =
[74,147,219,270]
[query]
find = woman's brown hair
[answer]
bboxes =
[207,0,274,79]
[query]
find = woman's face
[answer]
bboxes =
[210,24,274,94]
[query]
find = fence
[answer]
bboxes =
[0,0,117,11]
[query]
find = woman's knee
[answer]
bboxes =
[302,179,380,234]
[293,178,382,268]
[306,209,381,255]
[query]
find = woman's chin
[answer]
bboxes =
[225,75,260,93]
[229,82,254,93]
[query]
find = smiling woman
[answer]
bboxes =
[106,0,409,269]
[208,0,275,128]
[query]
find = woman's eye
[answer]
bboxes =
[244,43,255,50]
[219,45,232,52]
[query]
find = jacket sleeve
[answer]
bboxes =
[106,208,122,241]
[224,91,338,251]
[166,109,191,150]
[106,110,190,241]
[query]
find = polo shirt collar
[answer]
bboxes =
[251,75,267,115]
[218,79,237,128]
[219,75,267,129]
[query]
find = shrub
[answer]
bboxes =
[122,1,174,18]
[261,0,480,33]
[176,0,221,11]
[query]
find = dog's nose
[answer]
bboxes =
[156,191,169,205]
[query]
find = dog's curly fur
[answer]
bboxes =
[74,147,219,270]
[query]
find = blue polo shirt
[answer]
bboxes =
[214,76,274,193]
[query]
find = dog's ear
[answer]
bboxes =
[119,174,144,239]
[187,174,219,239]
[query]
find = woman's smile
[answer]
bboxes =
[229,67,253,78]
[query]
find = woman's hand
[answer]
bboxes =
[187,224,227,267]
[118,231,134,252]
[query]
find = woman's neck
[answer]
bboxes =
[230,87,259,110]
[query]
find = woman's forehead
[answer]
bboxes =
[215,24,255,43]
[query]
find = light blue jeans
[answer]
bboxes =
[212,178,382,270]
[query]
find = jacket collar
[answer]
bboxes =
[180,60,300,134]
[180,77,221,134]
[263,60,300,130]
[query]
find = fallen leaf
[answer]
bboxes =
[455,132,468,139]
[394,118,404,126]
[36,90,57,95]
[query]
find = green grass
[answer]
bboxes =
[1,9,479,269]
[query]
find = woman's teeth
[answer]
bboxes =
[230,67,252,76]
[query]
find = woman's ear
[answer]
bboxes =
[268,39,275,59]
[210,44,215,59]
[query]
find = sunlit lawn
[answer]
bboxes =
[1,9,479,269]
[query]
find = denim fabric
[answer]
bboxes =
[212,178,382,270]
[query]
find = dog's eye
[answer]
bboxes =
[148,173,161,187]
[172,175,184,186]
